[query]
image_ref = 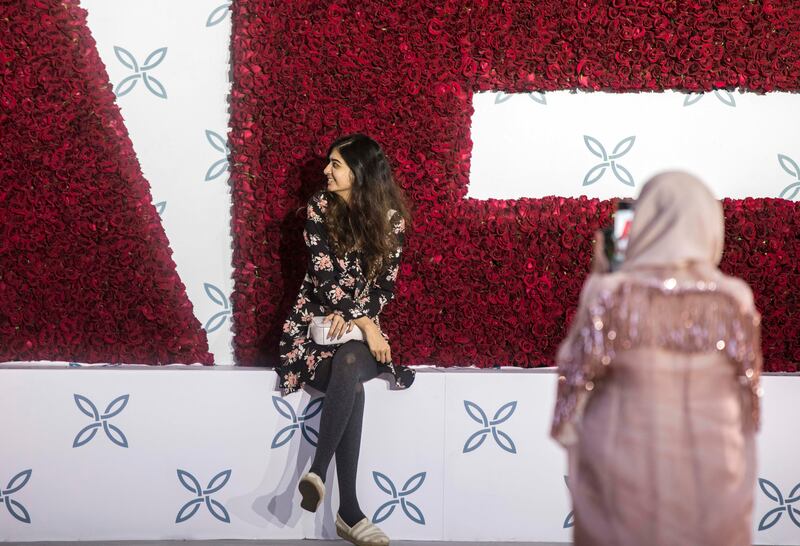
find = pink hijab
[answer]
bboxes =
[621,171,725,271]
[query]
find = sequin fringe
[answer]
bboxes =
[552,279,762,443]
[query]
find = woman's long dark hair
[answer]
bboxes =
[324,134,411,280]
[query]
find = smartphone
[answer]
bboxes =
[603,200,634,270]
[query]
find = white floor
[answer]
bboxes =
[4,540,569,546]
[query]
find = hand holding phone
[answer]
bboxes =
[602,200,634,271]
[613,202,634,258]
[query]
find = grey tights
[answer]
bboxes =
[307,340,379,527]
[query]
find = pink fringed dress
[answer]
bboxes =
[552,173,763,546]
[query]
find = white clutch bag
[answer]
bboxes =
[308,316,364,345]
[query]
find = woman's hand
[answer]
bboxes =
[353,317,391,364]
[592,230,612,274]
[365,327,391,364]
[324,313,353,340]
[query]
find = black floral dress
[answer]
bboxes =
[277,191,414,394]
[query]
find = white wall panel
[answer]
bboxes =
[469,90,800,201]
[81,0,235,364]
[0,367,796,544]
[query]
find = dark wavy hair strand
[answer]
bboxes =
[324,134,411,279]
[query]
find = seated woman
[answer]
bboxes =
[552,172,762,546]
[277,134,414,546]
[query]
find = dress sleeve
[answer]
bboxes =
[551,274,606,447]
[359,212,406,318]
[304,193,366,321]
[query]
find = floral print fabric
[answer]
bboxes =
[278,191,410,393]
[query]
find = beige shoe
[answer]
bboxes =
[298,472,324,512]
[335,513,390,546]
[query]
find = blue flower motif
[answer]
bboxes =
[683,90,736,108]
[204,130,230,182]
[72,394,130,448]
[154,201,166,217]
[0,469,32,524]
[777,154,800,200]
[582,135,636,187]
[203,282,231,333]
[175,469,231,523]
[462,400,517,454]
[757,477,800,531]
[113,46,168,99]
[562,475,574,528]
[372,471,426,525]
[494,91,547,105]
[206,1,232,27]
[270,397,324,448]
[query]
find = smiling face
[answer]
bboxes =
[323,148,354,203]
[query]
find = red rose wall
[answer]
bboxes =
[1,1,799,371]
[0,1,212,364]
[229,0,800,371]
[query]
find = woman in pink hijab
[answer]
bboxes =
[552,172,763,546]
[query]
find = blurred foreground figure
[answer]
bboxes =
[552,172,762,546]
